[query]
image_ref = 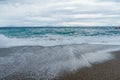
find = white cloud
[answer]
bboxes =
[57,22,102,26]
[56,14,120,19]
[0,0,120,27]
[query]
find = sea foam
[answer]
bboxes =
[0,44,120,79]
[1,34,120,48]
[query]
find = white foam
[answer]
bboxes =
[1,34,120,48]
[0,45,120,79]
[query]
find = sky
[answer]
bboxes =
[0,0,120,27]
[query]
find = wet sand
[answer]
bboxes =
[1,46,120,80]
[57,51,120,80]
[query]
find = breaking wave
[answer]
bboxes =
[1,34,120,48]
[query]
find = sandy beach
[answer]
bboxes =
[57,50,120,80]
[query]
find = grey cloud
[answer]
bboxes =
[0,0,120,26]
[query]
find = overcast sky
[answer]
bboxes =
[0,0,120,27]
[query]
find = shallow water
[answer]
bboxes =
[0,44,120,79]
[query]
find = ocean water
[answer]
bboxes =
[0,27,120,79]
[0,27,120,47]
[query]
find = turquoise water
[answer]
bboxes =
[0,27,120,47]
[0,27,119,38]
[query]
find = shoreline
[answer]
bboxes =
[1,44,120,80]
[57,50,120,80]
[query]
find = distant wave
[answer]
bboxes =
[0,44,120,79]
[1,27,120,48]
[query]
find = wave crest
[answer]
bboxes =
[1,34,120,48]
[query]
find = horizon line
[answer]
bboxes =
[0,26,119,28]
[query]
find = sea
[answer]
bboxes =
[0,27,120,47]
[0,27,120,80]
